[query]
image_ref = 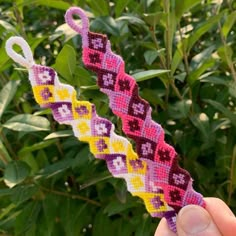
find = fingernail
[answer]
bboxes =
[178,205,211,234]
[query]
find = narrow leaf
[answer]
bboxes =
[222,11,236,38]
[143,12,167,27]
[204,99,236,128]
[36,0,70,10]
[3,114,50,132]
[190,113,210,141]
[175,0,202,19]
[132,69,170,82]
[88,0,109,16]
[91,16,119,36]
[44,130,73,140]
[115,0,131,17]
[0,80,20,119]
[187,12,224,52]
[0,139,11,167]
[188,58,215,85]
[18,139,56,155]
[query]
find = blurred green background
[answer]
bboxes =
[0,0,236,235]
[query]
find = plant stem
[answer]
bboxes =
[215,3,236,82]
[178,23,190,76]
[226,0,233,10]
[228,145,236,205]
[13,2,27,39]
[40,186,101,206]
[163,0,171,70]
[218,22,236,82]
[0,129,17,160]
[0,149,8,166]
[170,79,183,100]
[150,28,166,69]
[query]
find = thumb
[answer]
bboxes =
[176,205,222,236]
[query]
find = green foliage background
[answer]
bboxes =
[0,0,236,235]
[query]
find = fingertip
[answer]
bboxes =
[176,204,221,236]
[204,198,236,236]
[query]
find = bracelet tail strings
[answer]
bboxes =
[5,36,179,232]
[65,7,205,232]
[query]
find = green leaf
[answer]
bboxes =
[80,85,99,90]
[144,50,159,65]
[188,58,215,85]
[143,12,167,27]
[141,88,165,107]
[115,0,131,17]
[228,80,236,99]
[0,20,17,33]
[3,114,50,132]
[175,0,202,19]
[10,185,38,204]
[0,188,13,197]
[0,203,16,221]
[171,44,183,76]
[135,214,153,236]
[87,0,109,16]
[18,139,56,155]
[15,201,41,235]
[4,161,31,188]
[74,66,96,87]
[44,130,73,140]
[204,99,236,128]
[217,45,233,63]
[190,45,216,70]
[0,80,20,120]
[79,172,111,190]
[104,200,137,216]
[92,210,114,236]
[116,16,146,26]
[36,0,70,10]
[190,113,210,141]
[54,44,76,83]
[222,11,236,38]
[168,100,192,119]
[200,76,229,86]
[187,12,224,52]
[132,69,170,82]
[91,16,119,36]
[35,158,73,179]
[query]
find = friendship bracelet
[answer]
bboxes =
[65,7,205,232]
[6,36,180,232]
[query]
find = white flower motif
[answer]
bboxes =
[173,173,185,185]
[95,123,107,135]
[141,142,153,156]
[103,73,113,86]
[38,70,52,83]
[58,104,71,118]
[113,156,125,171]
[132,103,144,115]
[92,38,103,49]
[149,181,159,192]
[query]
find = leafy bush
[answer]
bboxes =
[0,0,236,235]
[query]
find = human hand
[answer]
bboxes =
[155,198,236,236]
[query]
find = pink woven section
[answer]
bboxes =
[65,7,205,232]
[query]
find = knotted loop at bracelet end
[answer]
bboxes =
[5,36,34,68]
[65,7,89,36]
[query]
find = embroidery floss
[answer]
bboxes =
[6,36,179,232]
[65,7,205,232]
